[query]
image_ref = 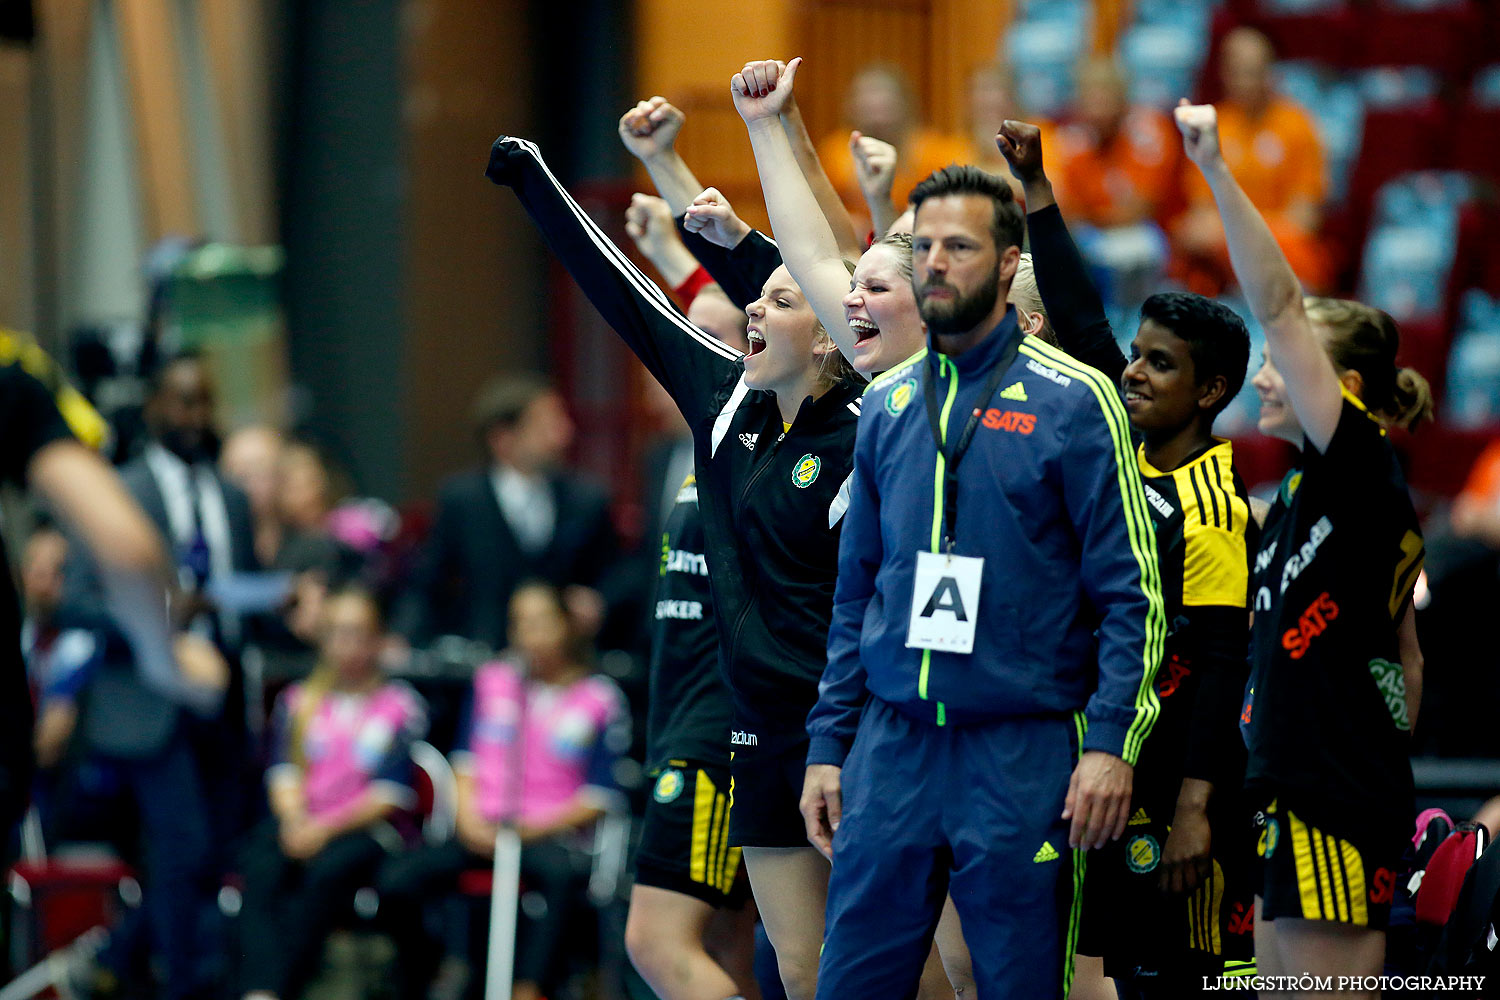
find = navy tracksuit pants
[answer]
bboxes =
[816,697,1083,999]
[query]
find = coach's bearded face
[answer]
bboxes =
[917,265,1001,336]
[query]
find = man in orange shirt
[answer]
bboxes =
[1054,59,1184,230]
[1050,60,1182,310]
[1173,27,1330,294]
[818,64,969,223]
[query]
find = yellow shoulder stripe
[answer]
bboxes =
[0,328,108,450]
[865,348,928,393]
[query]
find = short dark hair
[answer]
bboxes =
[146,349,207,399]
[908,165,1025,254]
[1139,292,1250,417]
[471,374,552,437]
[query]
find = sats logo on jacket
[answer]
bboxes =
[1282,591,1339,660]
[980,409,1035,434]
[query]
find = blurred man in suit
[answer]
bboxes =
[398,375,622,651]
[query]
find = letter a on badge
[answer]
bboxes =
[922,577,968,621]
[907,550,984,654]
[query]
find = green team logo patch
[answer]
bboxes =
[1126,834,1161,874]
[1281,470,1303,503]
[1259,816,1280,859]
[652,768,685,804]
[792,454,822,489]
[885,377,918,417]
[1369,658,1410,731]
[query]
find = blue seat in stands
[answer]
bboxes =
[1006,16,1087,120]
[1446,292,1500,428]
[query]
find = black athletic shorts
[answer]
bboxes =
[727,739,811,849]
[1254,795,1403,931]
[1077,803,1257,983]
[634,761,747,908]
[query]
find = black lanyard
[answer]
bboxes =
[923,331,1023,551]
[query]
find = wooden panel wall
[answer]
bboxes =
[0,45,34,331]
[115,0,197,239]
[632,0,1017,238]
[400,0,547,497]
[200,0,276,244]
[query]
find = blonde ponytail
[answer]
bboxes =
[1389,367,1435,430]
[1304,296,1433,431]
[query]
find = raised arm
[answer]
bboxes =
[487,136,741,424]
[999,120,1126,383]
[625,193,701,289]
[779,95,863,258]
[679,187,784,311]
[35,437,224,715]
[1175,102,1342,451]
[849,130,901,239]
[732,58,865,368]
[618,97,705,216]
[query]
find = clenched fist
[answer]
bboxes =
[731,57,801,124]
[619,97,685,162]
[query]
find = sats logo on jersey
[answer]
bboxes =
[1156,653,1192,699]
[792,454,822,488]
[1370,867,1396,905]
[1282,591,1339,660]
[885,377,917,417]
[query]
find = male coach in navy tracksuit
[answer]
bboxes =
[802,165,1165,999]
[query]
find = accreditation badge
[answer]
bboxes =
[905,550,984,654]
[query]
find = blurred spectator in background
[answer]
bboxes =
[74,352,262,653]
[1052,59,1183,308]
[222,425,285,568]
[22,528,97,773]
[1,326,227,1000]
[818,64,969,221]
[271,440,358,580]
[238,586,426,1000]
[1415,438,1500,755]
[61,350,255,783]
[379,581,628,1000]
[1055,60,1183,230]
[1174,27,1330,295]
[395,376,621,652]
[21,526,113,843]
[964,62,1031,200]
[1448,439,1500,551]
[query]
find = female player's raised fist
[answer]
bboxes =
[618,96,685,161]
[731,57,802,124]
[1173,100,1223,169]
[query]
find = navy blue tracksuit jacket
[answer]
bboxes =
[806,316,1165,767]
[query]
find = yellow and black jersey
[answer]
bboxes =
[1138,438,1253,622]
[1132,438,1254,813]
[1245,389,1422,842]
